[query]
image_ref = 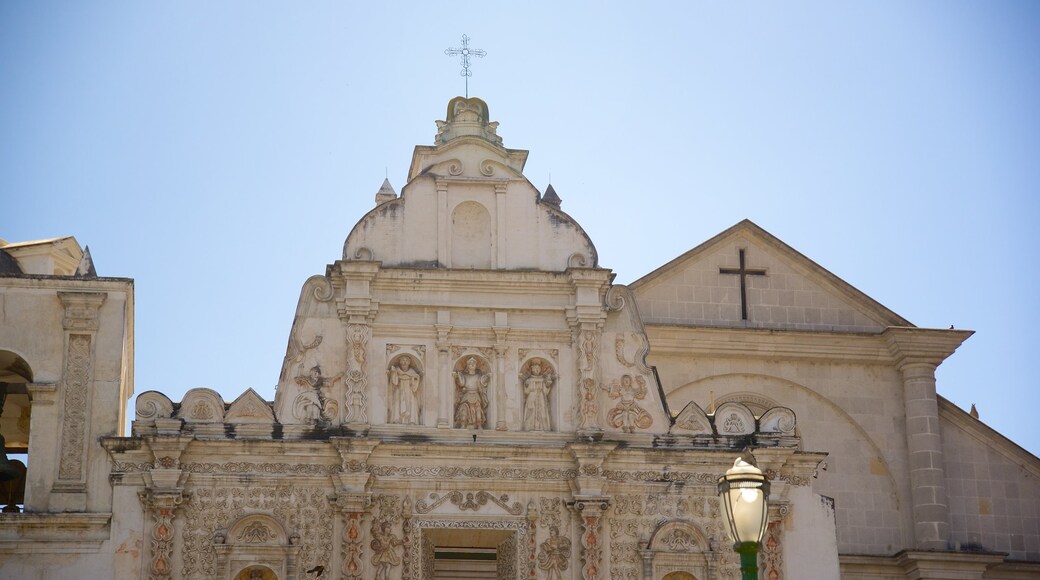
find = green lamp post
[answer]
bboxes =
[717,455,770,580]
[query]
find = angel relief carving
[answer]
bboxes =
[387,355,422,425]
[606,374,652,432]
[292,365,341,425]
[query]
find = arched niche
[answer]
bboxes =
[452,355,493,429]
[643,519,712,580]
[214,513,299,580]
[233,565,278,580]
[387,352,424,425]
[519,356,556,432]
[450,201,492,269]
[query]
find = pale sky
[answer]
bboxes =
[2,2,1038,455]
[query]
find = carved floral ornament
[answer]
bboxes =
[414,491,523,515]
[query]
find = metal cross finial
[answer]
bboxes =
[444,34,486,98]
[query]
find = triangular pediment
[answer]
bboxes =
[630,220,910,332]
[225,388,276,424]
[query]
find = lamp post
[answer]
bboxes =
[717,455,770,580]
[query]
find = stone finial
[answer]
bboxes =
[434,96,502,146]
[74,246,97,277]
[374,178,397,205]
[542,184,562,208]
[970,403,979,419]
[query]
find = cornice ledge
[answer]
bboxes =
[0,512,112,545]
[644,325,890,363]
[895,549,1007,573]
[883,326,974,369]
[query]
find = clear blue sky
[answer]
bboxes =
[2,2,1038,455]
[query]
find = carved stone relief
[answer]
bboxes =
[576,330,600,430]
[453,355,491,429]
[520,357,555,431]
[345,324,370,423]
[292,365,341,425]
[176,388,225,424]
[714,402,756,435]
[605,375,652,433]
[58,334,91,482]
[386,352,423,425]
[671,401,712,435]
[140,490,187,580]
[606,494,737,580]
[762,520,784,580]
[414,491,523,515]
[371,494,404,580]
[280,328,322,383]
[759,406,797,435]
[136,391,175,421]
[181,486,332,579]
[410,518,530,580]
[537,525,573,580]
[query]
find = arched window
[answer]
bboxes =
[0,350,32,512]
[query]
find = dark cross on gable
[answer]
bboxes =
[719,249,767,321]
[444,34,486,98]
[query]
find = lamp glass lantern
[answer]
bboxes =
[717,456,770,579]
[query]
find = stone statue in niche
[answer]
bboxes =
[370,519,402,580]
[453,356,491,429]
[520,358,555,431]
[606,374,652,432]
[537,525,572,580]
[292,365,341,425]
[387,355,422,425]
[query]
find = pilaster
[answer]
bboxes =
[51,291,106,511]
[570,497,610,580]
[885,327,972,550]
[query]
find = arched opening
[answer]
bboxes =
[662,573,697,580]
[0,350,32,512]
[233,565,278,580]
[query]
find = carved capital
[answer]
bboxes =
[139,488,188,580]
[884,327,973,372]
[57,291,107,332]
[26,382,58,406]
[332,492,372,514]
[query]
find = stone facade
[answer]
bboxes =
[1,99,1038,579]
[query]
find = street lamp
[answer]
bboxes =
[717,455,770,580]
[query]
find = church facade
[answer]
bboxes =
[1,98,1038,579]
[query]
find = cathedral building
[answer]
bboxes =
[1,97,1038,579]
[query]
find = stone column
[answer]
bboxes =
[24,382,57,511]
[335,261,379,427]
[573,498,609,580]
[494,346,507,430]
[886,327,972,550]
[141,434,192,580]
[526,501,539,579]
[330,437,378,580]
[401,497,413,579]
[332,493,371,580]
[435,312,452,428]
[140,489,188,580]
